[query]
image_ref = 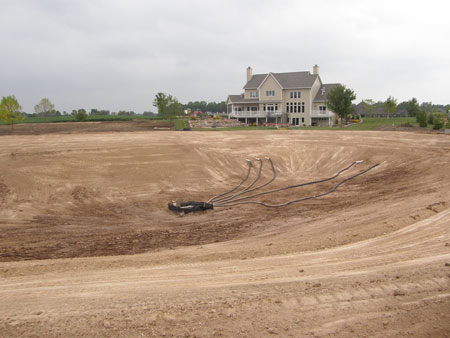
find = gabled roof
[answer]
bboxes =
[227,94,259,104]
[243,71,319,89]
[313,83,340,102]
[243,74,267,89]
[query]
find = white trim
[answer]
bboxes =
[257,72,284,90]
[269,72,284,89]
[256,74,270,90]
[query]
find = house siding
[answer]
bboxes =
[259,75,282,102]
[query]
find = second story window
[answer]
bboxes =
[290,91,301,99]
[250,91,258,98]
[266,90,275,97]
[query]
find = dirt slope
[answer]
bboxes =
[0,128,449,337]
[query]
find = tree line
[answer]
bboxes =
[2,92,449,129]
[358,98,450,118]
[0,95,227,125]
[323,86,450,130]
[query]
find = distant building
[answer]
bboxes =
[226,65,340,126]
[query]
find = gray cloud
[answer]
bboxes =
[0,0,449,113]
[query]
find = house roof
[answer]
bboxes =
[243,71,319,89]
[313,83,340,102]
[227,94,259,104]
[243,74,267,89]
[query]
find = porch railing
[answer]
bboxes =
[229,111,282,118]
[311,110,335,118]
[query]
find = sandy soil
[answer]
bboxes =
[0,126,449,337]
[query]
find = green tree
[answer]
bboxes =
[153,93,182,120]
[326,85,356,126]
[416,111,428,127]
[420,101,433,113]
[74,109,87,121]
[0,95,24,128]
[406,98,421,117]
[431,112,445,130]
[362,99,376,117]
[34,98,55,117]
[384,96,397,119]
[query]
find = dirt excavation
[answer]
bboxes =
[1,126,450,337]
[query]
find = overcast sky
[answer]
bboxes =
[1,0,449,113]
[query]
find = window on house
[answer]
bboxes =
[266,90,275,97]
[289,102,293,113]
[250,91,258,98]
[301,102,305,113]
[319,105,326,111]
[298,91,301,98]
[290,92,293,99]
[263,104,266,111]
[286,103,289,113]
[294,102,298,113]
[301,117,305,123]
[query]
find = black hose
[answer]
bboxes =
[215,160,361,206]
[215,163,379,208]
[207,159,253,203]
[213,157,264,203]
[214,157,277,204]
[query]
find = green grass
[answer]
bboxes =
[173,119,189,130]
[344,117,417,130]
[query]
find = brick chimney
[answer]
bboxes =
[246,66,253,82]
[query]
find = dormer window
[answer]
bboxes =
[266,90,275,97]
[250,91,258,98]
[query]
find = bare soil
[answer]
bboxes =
[0,120,173,136]
[0,124,449,337]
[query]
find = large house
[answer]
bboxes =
[227,65,339,126]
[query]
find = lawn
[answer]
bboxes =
[344,117,417,130]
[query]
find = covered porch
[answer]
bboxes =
[227,101,283,125]
[311,109,335,126]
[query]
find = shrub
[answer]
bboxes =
[446,119,450,129]
[74,110,87,121]
[432,112,445,130]
[416,111,428,127]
